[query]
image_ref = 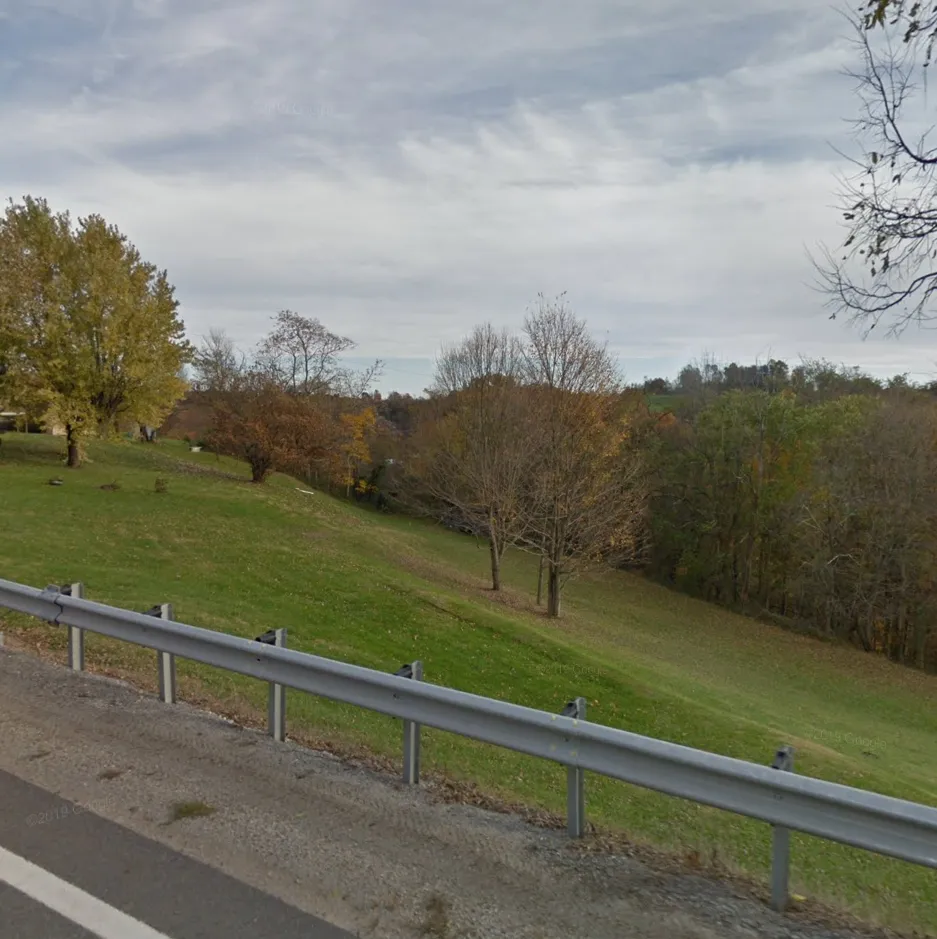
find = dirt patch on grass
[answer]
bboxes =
[168,460,246,483]
[373,538,546,619]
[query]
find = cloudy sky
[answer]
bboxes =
[3,0,936,393]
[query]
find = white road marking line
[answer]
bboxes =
[0,844,173,939]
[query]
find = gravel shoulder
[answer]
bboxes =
[0,646,909,939]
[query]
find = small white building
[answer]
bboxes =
[0,410,23,432]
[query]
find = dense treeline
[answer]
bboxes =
[642,366,937,670]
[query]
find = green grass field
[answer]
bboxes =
[2,432,936,933]
[645,393,685,413]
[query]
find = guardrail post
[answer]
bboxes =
[65,582,85,671]
[770,745,796,912]
[144,603,176,704]
[561,697,587,837]
[255,628,287,742]
[395,661,423,784]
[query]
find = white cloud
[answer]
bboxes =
[2,0,936,392]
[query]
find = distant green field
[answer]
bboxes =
[2,432,936,934]
[645,393,685,413]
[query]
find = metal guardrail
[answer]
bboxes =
[1,576,936,914]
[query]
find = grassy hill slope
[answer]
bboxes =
[2,432,936,933]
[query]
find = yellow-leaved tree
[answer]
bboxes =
[0,196,190,466]
[336,407,377,496]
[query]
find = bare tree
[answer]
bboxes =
[403,324,528,591]
[519,294,648,616]
[256,310,382,396]
[337,358,384,399]
[817,11,937,331]
[192,329,245,393]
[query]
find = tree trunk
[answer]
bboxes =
[545,513,565,616]
[65,423,81,468]
[488,528,501,591]
[914,622,928,670]
[536,529,548,605]
[758,544,771,605]
[546,564,562,617]
[486,512,503,591]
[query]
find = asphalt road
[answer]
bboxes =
[0,881,98,939]
[0,768,351,939]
